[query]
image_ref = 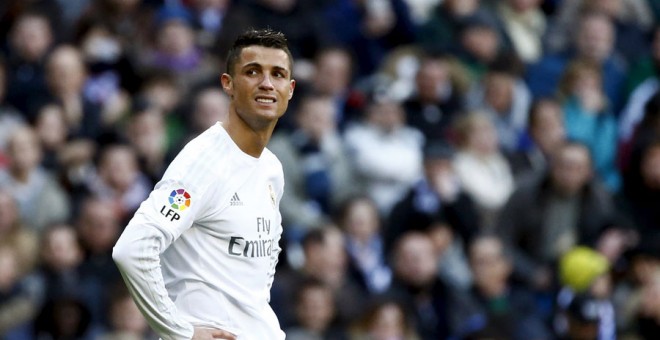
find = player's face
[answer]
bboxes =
[222,46,295,129]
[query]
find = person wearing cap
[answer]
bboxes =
[556,246,616,340]
[561,293,602,340]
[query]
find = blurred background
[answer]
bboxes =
[0,0,659,339]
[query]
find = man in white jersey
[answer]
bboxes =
[112,29,295,340]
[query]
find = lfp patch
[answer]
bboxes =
[169,189,191,211]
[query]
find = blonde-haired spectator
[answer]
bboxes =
[452,111,514,229]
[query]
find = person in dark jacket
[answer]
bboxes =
[497,141,617,291]
[385,231,482,340]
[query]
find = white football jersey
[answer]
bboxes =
[113,123,285,340]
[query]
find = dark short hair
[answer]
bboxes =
[225,28,293,76]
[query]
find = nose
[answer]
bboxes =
[259,74,274,90]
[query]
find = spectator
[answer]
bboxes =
[466,54,531,153]
[33,103,69,171]
[85,144,151,222]
[344,96,424,216]
[172,86,229,153]
[323,0,416,76]
[76,0,154,57]
[525,11,627,112]
[614,235,660,337]
[307,46,358,130]
[557,293,603,340]
[99,285,152,340]
[557,58,621,192]
[621,90,660,175]
[403,52,469,144]
[556,246,616,340]
[284,278,347,340]
[452,111,514,229]
[138,73,187,147]
[34,224,104,336]
[453,11,504,81]
[143,4,219,93]
[271,226,366,331]
[497,142,616,291]
[34,296,94,340]
[0,126,70,232]
[0,190,39,278]
[387,141,478,288]
[239,0,334,62]
[125,103,170,185]
[210,1,259,66]
[635,271,660,339]
[494,0,547,63]
[466,234,551,340]
[269,95,356,234]
[187,87,229,137]
[622,140,660,239]
[76,196,123,287]
[348,297,421,340]
[508,97,566,178]
[336,195,392,294]
[416,0,487,53]
[0,246,40,340]
[44,45,104,140]
[76,21,136,127]
[385,231,481,339]
[4,11,54,120]
[187,0,232,49]
[545,0,653,63]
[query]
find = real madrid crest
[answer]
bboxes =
[268,183,276,208]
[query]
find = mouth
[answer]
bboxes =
[255,96,277,104]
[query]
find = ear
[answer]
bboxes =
[288,79,296,100]
[221,73,233,98]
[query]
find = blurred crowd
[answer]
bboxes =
[0,0,660,339]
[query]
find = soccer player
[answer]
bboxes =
[112,29,295,340]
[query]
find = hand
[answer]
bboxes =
[432,172,460,202]
[577,86,605,113]
[192,327,237,340]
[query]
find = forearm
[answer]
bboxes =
[113,222,194,340]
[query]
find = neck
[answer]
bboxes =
[223,109,276,158]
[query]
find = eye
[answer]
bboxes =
[245,69,258,76]
[273,71,285,78]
